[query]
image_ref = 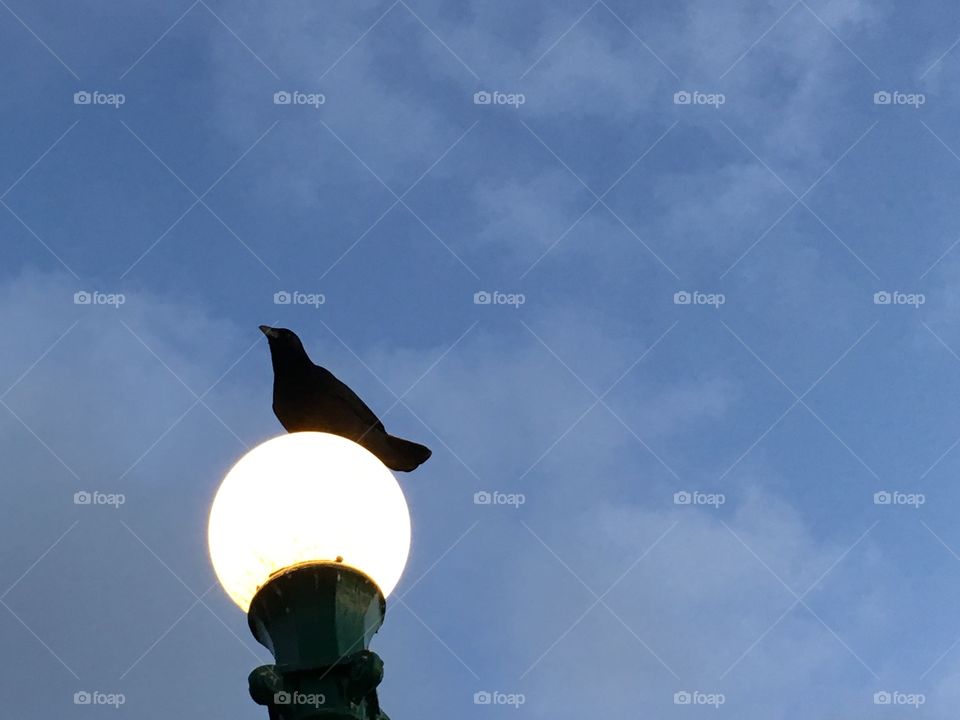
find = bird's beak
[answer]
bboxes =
[259,325,278,338]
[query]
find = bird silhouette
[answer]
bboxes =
[260,325,432,472]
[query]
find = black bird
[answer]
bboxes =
[260,325,432,472]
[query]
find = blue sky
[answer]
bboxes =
[5,0,960,717]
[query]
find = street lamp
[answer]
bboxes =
[208,432,411,719]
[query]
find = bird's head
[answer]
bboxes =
[259,325,309,364]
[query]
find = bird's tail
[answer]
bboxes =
[378,434,432,472]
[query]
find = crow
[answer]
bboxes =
[259,325,432,472]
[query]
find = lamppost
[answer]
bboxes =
[207,432,411,719]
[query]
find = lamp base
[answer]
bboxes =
[246,562,389,720]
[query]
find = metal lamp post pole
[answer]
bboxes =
[246,562,390,720]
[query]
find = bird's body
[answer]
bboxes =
[260,325,432,472]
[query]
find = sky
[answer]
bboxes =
[5,0,960,717]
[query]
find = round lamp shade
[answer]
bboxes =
[208,432,411,611]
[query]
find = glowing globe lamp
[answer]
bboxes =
[208,432,411,720]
